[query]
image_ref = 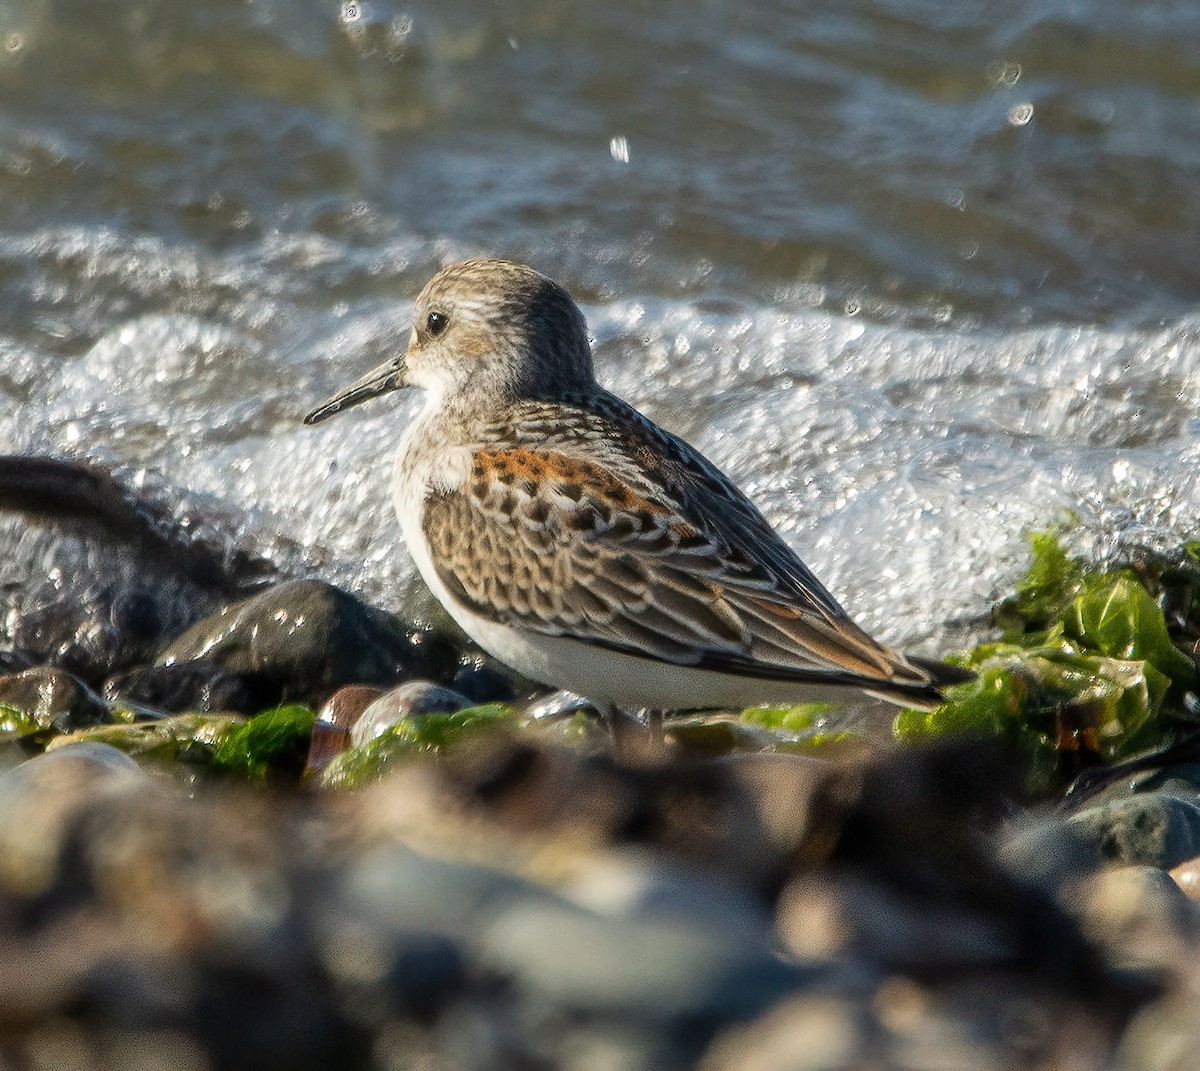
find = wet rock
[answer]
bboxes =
[665,714,784,756]
[451,659,517,704]
[157,579,418,708]
[48,713,245,766]
[322,704,516,788]
[0,458,279,685]
[1064,791,1200,870]
[103,658,274,715]
[350,681,472,748]
[0,666,111,731]
[306,684,383,774]
[1080,865,1200,971]
[524,690,599,722]
[403,627,462,684]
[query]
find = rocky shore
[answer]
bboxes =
[1,457,1199,1069]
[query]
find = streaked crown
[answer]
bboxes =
[409,259,594,402]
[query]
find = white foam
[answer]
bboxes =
[8,272,1200,657]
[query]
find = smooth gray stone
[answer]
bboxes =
[350,681,471,748]
[481,899,809,1023]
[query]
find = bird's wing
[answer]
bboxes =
[421,395,936,694]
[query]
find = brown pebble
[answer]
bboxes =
[1170,855,1200,902]
[306,684,384,774]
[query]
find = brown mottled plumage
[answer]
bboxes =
[306,258,968,710]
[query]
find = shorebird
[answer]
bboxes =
[305,259,965,712]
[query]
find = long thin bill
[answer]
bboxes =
[303,357,406,425]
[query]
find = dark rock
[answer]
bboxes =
[404,628,462,684]
[350,681,472,748]
[384,933,466,1019]
[306,684,384,774]
[103,658,275,715]
[0,457,279,685]
[157,579,418,708]
[0,667,112,731]
[0,650,35,675]
[1064,791,1200,870]
[451,659,517,704]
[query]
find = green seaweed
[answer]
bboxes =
[739,702,866,754]
[743,703,839,734]
[0,703,40,736]
[210,704,315,781]
[47,713,246,765]
[896,529,1200,791]
[322,703,516,789]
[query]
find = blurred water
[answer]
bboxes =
[2,0,1199,653]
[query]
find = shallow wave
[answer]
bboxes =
[3,0,1200,654]
[6,250,1199,654]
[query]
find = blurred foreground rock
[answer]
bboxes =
[0,737,1161,1071]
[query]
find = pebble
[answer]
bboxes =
[1080,865,1200,971]
[0,742,146,894]
[350,681,471,748]
[0,666,112,731]
[306,684,384,773]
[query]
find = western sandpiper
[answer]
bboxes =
[306,259,965,711]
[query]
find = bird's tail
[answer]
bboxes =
[866,655,976,712]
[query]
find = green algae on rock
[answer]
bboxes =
[0,703,41,737]
[738,703,867,755]
[322,703,517,789]
[46,713,246,766]
[43,704,315,782]
[209,703,315,781]
[896,531,1200,789]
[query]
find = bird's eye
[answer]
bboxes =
[426,311,449,337]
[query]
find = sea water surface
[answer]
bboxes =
[2,0,1200,655]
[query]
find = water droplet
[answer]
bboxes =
[1008,102,1034,127]
[989,61,1022,87]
